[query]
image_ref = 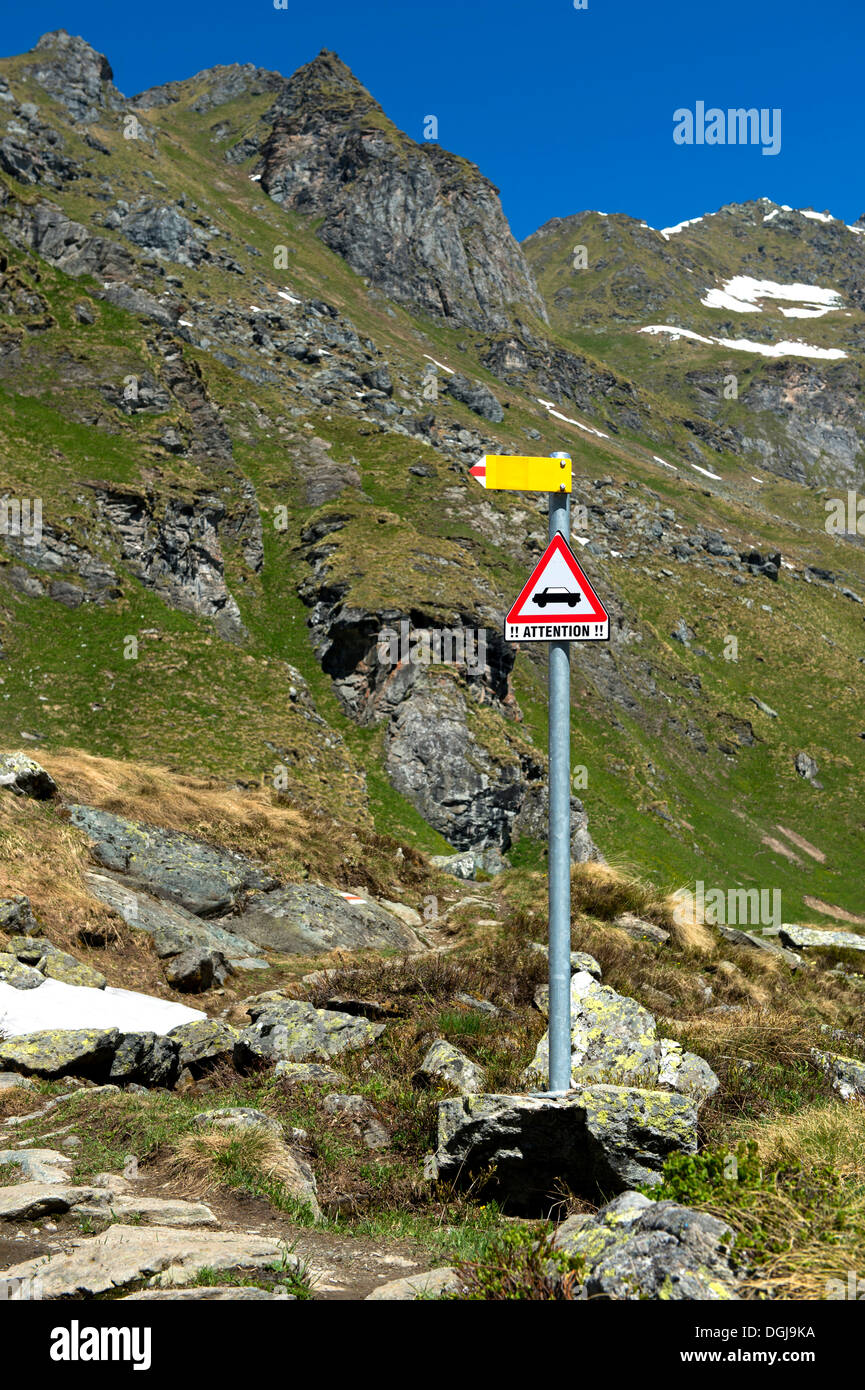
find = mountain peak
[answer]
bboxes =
[27,29,120,121]
[276,47,381,124]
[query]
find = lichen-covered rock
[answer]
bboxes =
[428,1087,698,1209]
[0,1027,119,1079]
[811,1048,865,1100]
[0,753,58,799]
[3,935,55,964]
[68,805,278,916]
[0,896,38,935]
[0,952,44,990]
[110,1032,179,1088]
[168,1019,238,1074]
[235,998,385,1066]
[525,971,659,1089]
[37,949,106,990]
[415,1040,486,1095]
[525,971,719,1103]
[273,1060,345,1087]
[530,943,602,982]
[658,1039,721,1101]
[553,1191,739,1300]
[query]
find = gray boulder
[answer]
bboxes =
[554,1191,738,1300]
[811,1049,865,1100]
[228,882,422,955]
[164,947,229,993]
[69,807,278,916]
[0,1028,120,1080]
[168,1019,239,1074]
[428,1088,698,1209]
[0,896,38,934]
[415,1040,486,1095]
[0,753,58,799]
[235,998,385,1066]
[525,971,718,1102]
[444,373,504,423]
[0,953,44,990]
[779,924,865,953]
[110,1033,179,1088]
[794,752,822,787]
[84,870,265,964]
[274,1061,345,1087]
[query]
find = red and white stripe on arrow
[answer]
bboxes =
[469,460,487,487]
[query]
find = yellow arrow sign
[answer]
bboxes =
[470,454,572,493]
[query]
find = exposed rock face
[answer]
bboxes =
[511,779,601,863]
[69,806,278,916]
[227,882,423,955]
[84,870,265,964]
[24,31,123,123]
[2,1223,297,1298]
[383,674,537,850]
[256,51,546,331]
[94,488,247,637]
[117,200,209,267]
[444,373,504,423]
[428,1087,698,1210]
[554,1191,739,1300]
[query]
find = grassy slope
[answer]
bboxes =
[0,69,862,920]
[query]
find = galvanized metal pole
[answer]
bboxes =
[547,452,572,1094]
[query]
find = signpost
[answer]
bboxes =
[472,450,610,1094]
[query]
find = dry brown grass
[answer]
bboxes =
[41,748,309,863]
[0,1084,41,1120]
[169,1125,298,1200]
[741,1099,865,1179]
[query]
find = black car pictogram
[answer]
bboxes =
[532,585,579,608]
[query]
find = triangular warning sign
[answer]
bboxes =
[505,533,610,642]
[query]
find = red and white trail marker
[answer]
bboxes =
[505,533,610,642]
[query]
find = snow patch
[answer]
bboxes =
[700,276,843,315]
[0,977,205,1039]
[653,455,678,471]
[640,325,847,360]
[691,463,723,481]
[537,398,609,439]
[422,353,453,374]
[659,215,705,240]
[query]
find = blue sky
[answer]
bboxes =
[5,0,863,240]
